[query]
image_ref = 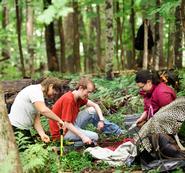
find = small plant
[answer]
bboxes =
[60,151,93,172]
[20,143,59,173]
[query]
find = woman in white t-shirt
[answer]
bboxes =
[8,77,64,146]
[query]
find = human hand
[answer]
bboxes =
[58,119,64,126]
[41,134,50,143]
[81,136,92,145]
[97,120,104,131]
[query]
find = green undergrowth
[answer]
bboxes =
[6,69,185,172]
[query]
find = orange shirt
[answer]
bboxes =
[49,91,87,140]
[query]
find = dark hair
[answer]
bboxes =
[159,69,180,91]
[75,77,95,90]
[135,70,160,85]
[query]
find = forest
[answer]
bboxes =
[1,0,185,172]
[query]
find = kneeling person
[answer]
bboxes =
[49,77,123,145]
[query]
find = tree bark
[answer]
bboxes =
[44,0,59,71]
[26,0,34,76]
[58,17,66,73]
[130,0,135,69]
[0,85,23,173]
[115,1,120,70]
[72,0,81,73]
[105,0,114,80]
[15,0,26,77]
[64,13,74,73]
[174,6,182,68]
[96,4,103,72]
[1,0,10,61]
[143,19,148,69]
[154,0,160,70]
[79,14,88,73]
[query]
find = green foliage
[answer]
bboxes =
[0,61,22,81]
[60,151,92,172]
[147,0,180,21]
[15,131,33,151]
[20,143,58,173]
[37,0,73,25]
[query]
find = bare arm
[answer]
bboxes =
[86,100,104,121]
[33,101,64,126]
[86,100,104,130]
[65,122,92,144]
[34,114,50,143]
[136,111,147,126]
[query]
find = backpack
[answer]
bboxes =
[135,23,154,50]
[148,133,185,159]
[138,133,185,172]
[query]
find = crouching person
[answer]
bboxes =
[8,77,65,150]
[49,77,123,145]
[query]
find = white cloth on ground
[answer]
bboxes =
[84,141,137,166]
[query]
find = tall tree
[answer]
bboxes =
[64,13,74,73]
[143,19,148,69]
[86,5,96,73]
[0,86,23,173]
[43,0,59,71]
[26,0,34,76]
[105,0,114,79]
[95,4,103,72]
[154,0,160,70]
[115,0,121,70]
[72,0,80,73]
[174,6,182,68]
[1,0,10,62]
[58,17,66,72]
[129,0,135,69]
[15,0,26,77]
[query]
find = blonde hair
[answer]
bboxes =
[75,77,95,90]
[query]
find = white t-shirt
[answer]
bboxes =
[8,84,45,129]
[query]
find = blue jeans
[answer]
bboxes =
[64,107,123,142]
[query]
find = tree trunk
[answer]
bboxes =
[44,0,59,71]
[15,0,26,77]
[26,0,34,76]
[115,1,120,71]
[143,19,148,69]
[96,4,103,72]
[105,0,114,80]
[79,14,88,73]
[0,85,23,173]
[174,6,182,68]
[64,13,74,73]
[72,0,80,73]
[181,0,185,33]
[120,0,125,70]
[167,21,175,69]
[58,17,66,73]
[130,0,135,69]
[154,0,160,70]
[1,0,10,61]
[86,5,96,73]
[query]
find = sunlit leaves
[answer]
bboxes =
[37,0,73,25]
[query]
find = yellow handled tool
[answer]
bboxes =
[60,129,63,157]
